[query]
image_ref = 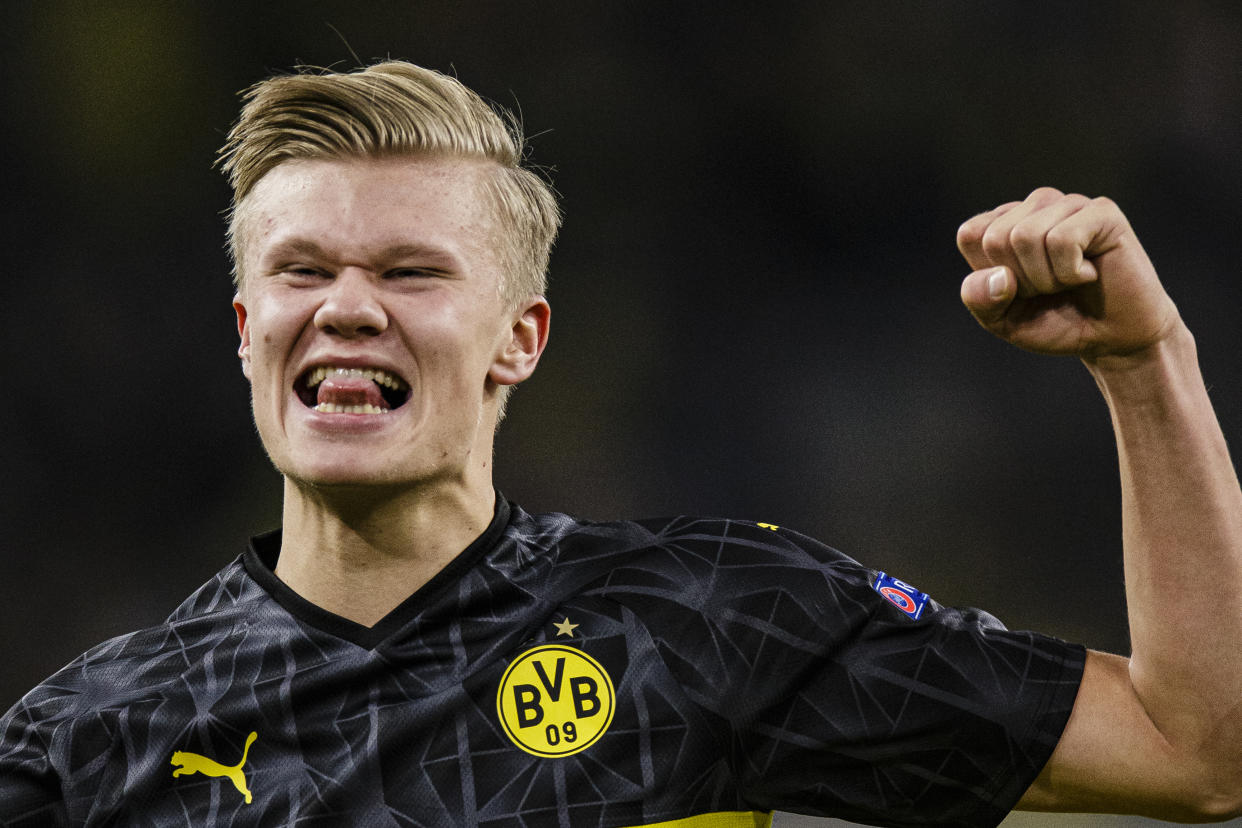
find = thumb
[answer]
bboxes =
[960,265,1014,328]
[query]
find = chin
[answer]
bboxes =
[276,451,453,494]
[282,462,409,491]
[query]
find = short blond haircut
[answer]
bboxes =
[218,61,561,305]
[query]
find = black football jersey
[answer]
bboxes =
[0,499,1083,826]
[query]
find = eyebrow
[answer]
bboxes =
[259,238,464,271]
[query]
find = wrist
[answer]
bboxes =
[1084,322,1198,403]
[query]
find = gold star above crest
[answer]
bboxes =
[553,617,579,638]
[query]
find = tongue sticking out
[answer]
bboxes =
[317,376,388,410]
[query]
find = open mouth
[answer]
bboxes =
[294,366,411,414]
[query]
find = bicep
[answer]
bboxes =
[1016,649,1221,821]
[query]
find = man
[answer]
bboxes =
[1,60,1239,827]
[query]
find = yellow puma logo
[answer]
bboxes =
[170,731,258,804]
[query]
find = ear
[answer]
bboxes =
[233,293,252,381]
[489,297,550,386]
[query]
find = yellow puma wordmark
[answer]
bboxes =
[170,731,258,804]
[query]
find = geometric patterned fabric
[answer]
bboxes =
[0,498,1084,826]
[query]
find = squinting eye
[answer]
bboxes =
[388,268,438,279]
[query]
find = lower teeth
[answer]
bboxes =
[314,403,389,414]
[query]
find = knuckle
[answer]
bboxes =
[980,227,1009,259]
[1008,222,1042,255]
[956,215,987,247]
[1045,221,1073,247]
[1027,186,1065,202]
[955,220,976,247]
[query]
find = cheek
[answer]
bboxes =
[245,323,289,405]
[251,333,278,376]
[248,297,302,366]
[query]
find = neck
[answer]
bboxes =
[274,477,497,627]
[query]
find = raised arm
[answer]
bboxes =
[957,188,1242,821]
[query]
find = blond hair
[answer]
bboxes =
[217,61,561,304]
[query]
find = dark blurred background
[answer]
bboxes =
[3,3,1240,825]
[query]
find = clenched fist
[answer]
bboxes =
[957,187,1181,361]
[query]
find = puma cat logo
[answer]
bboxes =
[170,731,258,804]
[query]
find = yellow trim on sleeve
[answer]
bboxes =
[625,812,773,828]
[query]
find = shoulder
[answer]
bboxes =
[167,539,278,621]
[0,553,276,818]
[511,504,859,572]
[3,555,262,734]
[514,506,876,605]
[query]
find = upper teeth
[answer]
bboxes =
[306,366,408,390]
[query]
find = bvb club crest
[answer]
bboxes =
[497,644,615,757]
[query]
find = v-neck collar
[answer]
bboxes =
[242,497,512,650]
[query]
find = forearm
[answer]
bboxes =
[1087,322,1242,750]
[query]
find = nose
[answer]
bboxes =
[313,269,388,337]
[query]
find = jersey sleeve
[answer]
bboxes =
[637,518,1085,828]
[0,698,68,827]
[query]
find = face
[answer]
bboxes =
[233,156,548,492]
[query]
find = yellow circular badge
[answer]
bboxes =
[496,644,615,757]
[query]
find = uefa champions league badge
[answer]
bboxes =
[873,572,930,620]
